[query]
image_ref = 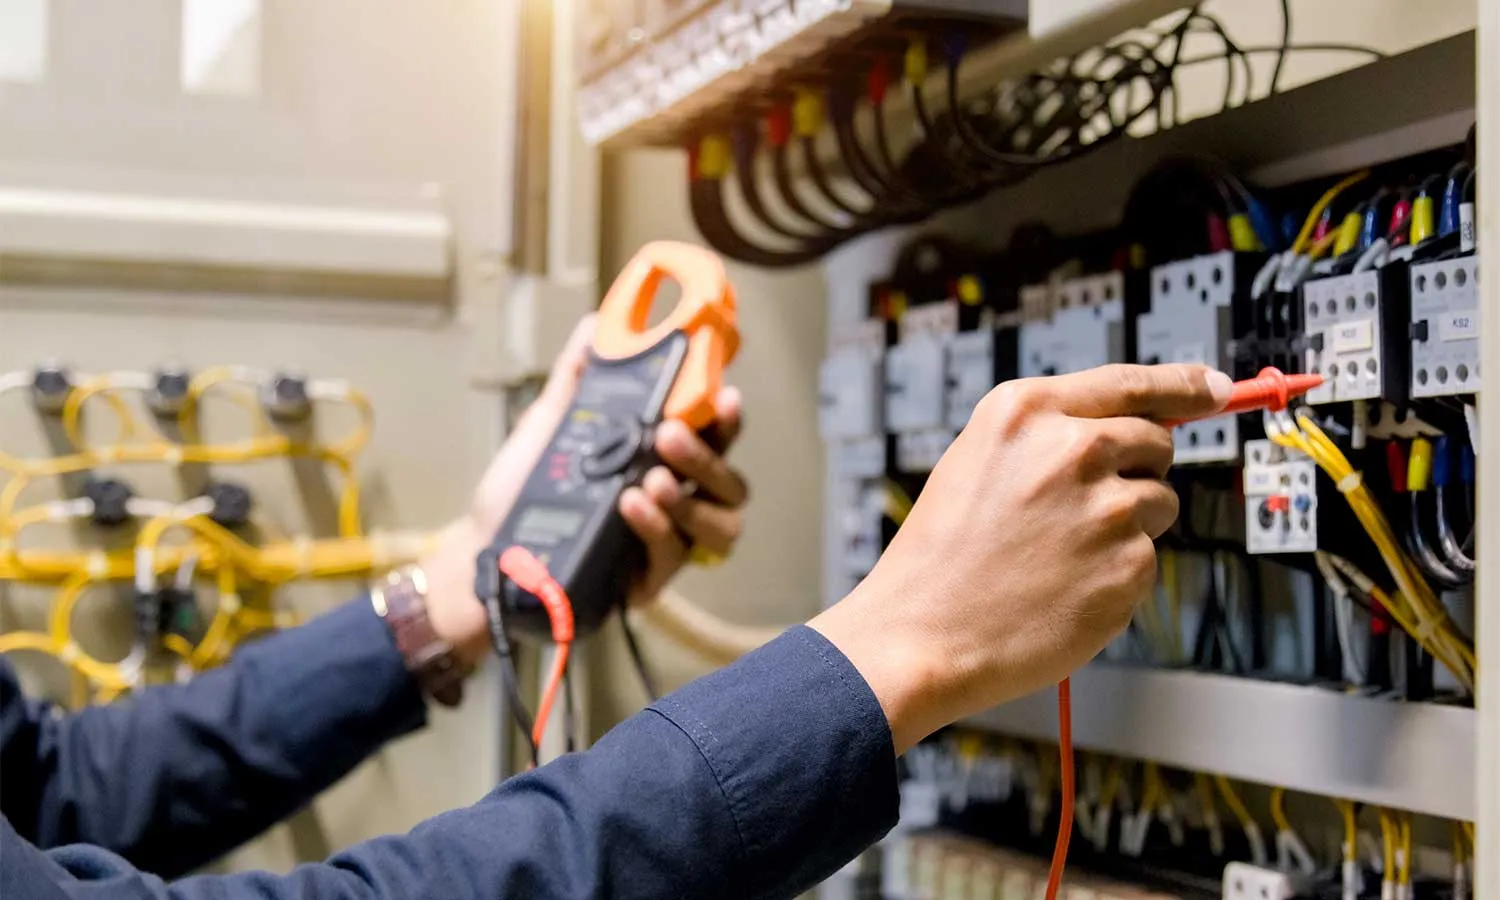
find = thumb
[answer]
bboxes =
[538,314,598,405]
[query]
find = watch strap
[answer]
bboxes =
[372,566,467,708]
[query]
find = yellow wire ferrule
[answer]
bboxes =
[1408,438,1432,492]
[904,39,928,83]
[792,88,824,138]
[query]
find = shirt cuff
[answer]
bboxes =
[235,597,429,762]
[649,624,899,898]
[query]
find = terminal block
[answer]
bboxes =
[1140,252,1253,465]
[1018,272,1127,378]
[818,320,887,441]
[1409,255,1480,398]
[1301,267,1411,406]
[1242,440,1318,554]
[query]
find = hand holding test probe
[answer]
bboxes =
[810,364,1319,900]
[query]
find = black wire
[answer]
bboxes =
[770,141,845,232]
[619,604,660,701]
[801,134,871,221]
[484,593,539,767]
[732,132,822,242]
[1271,0,1291,94]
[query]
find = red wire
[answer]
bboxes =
[1045,677,1075,900]
[531,642,571,752]
[497,546,576,765]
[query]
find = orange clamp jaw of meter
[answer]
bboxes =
[593,240,740,430]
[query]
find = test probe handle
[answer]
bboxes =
[1162,367,1324,427]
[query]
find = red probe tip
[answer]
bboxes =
[1219,366,1324,416]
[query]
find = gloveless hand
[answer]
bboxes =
[810,364,1231,753]
[421,316,748,668]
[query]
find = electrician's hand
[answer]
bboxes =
[810,364,1231,753]
[421,316,747,667]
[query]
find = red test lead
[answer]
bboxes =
[1165,366,1325,427]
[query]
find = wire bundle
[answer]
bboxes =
[689,2,1384,267]
[0,367,422,705]
[1265,409,1475,692]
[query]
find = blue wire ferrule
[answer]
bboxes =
[1432,436,1451,488]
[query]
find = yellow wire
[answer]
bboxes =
[60,378,139,452]
[0,629,58,655]
[1271,414,1475,689]
[1214,775,1256,831]
[1398,814,1412,886]
[884,478,914,525]
[1269,786,1293,834]
[1378,810,1396,883]
[1292,170,1370,254]
[1334,798,1358,861]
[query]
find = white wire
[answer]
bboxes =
[1353,238,1388,273]
[1463,403,1480,458]
[0,371,31,393]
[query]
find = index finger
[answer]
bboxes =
[1036,364,1232,421]
[705,385,743,452]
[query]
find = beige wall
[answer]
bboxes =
[0,0,520,873]
[589,147,830,724]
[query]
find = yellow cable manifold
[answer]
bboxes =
[0,373,426,706]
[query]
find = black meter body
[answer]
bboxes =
[484,241,738,642]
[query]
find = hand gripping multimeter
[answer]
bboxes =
[481,242,739,641]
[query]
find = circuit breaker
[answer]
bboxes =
[819,320,887,440]
[1139,252,1242,464]
[1242,439,1318,554]
[1018,272,1126,378]
[1301,268,1411,405]
[889,301,959,473]
[841,481,886,577]
[945,328,996,429]
[1409,255,1480,398]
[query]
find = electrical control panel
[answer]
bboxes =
[840,481,886,577]
[1242,439,1319,554]
[888,302,959,472]
[1409,255,1480,397]
[576,0,1029,147]
[1018,272,1127,378]
[945,328,997,429]
[819,320,888,440]
[1301,268,1411,405]
[1140,252,1243,464]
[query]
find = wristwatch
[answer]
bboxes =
[370,565,467,708]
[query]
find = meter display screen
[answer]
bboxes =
[514,506,587,545]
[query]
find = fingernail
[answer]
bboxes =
[1205,370,1234,407]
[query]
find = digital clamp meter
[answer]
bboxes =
[481,242,739,641]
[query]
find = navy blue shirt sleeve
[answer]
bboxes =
[1,625,899,900]
[0,598,427,878]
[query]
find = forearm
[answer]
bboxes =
[25,598,426,876]
[17,627,898,900]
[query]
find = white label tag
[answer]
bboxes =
[1246,469,1276,493]
[1460,204,1477,254]
[1441,311,1479,342]
[1332,319,1374,353]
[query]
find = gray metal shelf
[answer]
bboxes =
[964,664,1475,820]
